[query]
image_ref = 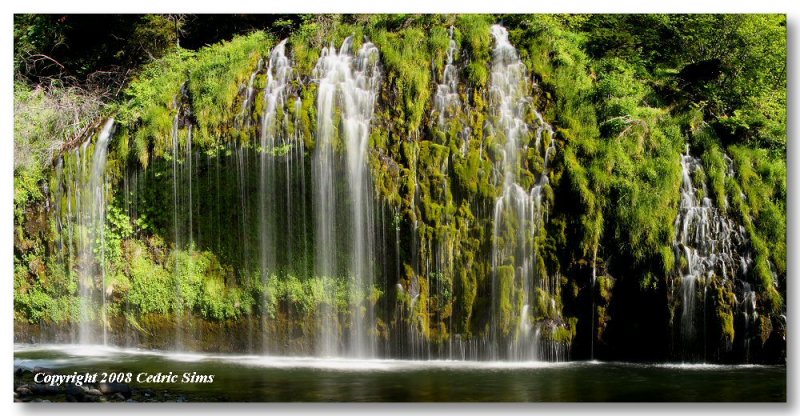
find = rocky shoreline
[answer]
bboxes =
[13,366,222,403]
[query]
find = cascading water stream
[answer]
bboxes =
[434,26,460,128]
[673,147,751,359]
[259,39,293,353]
[313,37,381,358]
[170,100,195,351]
[52,28,566,362]
[489,24,558,361]
[394,25,464,360]
[77,118,116,346]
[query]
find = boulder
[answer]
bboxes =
[65,384,87,401]
[29,384,60,395]
[98,382,132,398]
[86,388,103,396]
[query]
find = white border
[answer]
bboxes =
[1,1,796,415]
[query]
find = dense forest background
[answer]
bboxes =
[13,14,786,362]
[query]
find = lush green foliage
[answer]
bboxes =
[583,14,786,150]
[115,49,193,166]
[13,82,105,221]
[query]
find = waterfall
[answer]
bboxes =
[434,26,460,128]
[739,282,758,362]
[673,148,751,359]
[259,39,294,353]
[489,25,558,361]
[76,118,116,345]
[232,143,255,351]
[313,37,381,358]
[397,28,463,359]
[156,38,304,353]
[170,94,195,351]
[17,19,787,368]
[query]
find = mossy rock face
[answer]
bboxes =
[495,265,515,336]
[757,315,773,346]
[539,317,577,345]
[592,271,615,345]
[597,274,615,303]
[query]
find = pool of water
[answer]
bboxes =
[14,344,786,402]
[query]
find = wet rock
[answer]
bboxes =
[65,384,87,401]
[16,386,31,396]
[29,384,60,395]
[65,384,87,395]
[14,366,31,376]
[99,382,132,398]
[86,388,103,396]
[112,392,126,401]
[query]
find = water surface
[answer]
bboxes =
[14,344,786,402]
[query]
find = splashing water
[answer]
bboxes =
[258,39,294,353]
[434,26,460,128]
[673,148,751,359]
[76,118,115,345]
[489,24,559,361]
[313,37,381,358]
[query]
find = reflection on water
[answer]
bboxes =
[14,344,786,402]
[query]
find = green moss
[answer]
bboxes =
[188,32,273,147]
[117,49,194,166]
[708,276,737,346]
[116,32,274,165]
[758,315,773,345]
[721,145,785,313]
[541,317,578,344]
[700,140,729,212]
[598,275,614,302]
[496,265,515,335]
[128,243,173,315]
[370,27,432,133]
[720,310,734,343]
[457,15,492,90]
